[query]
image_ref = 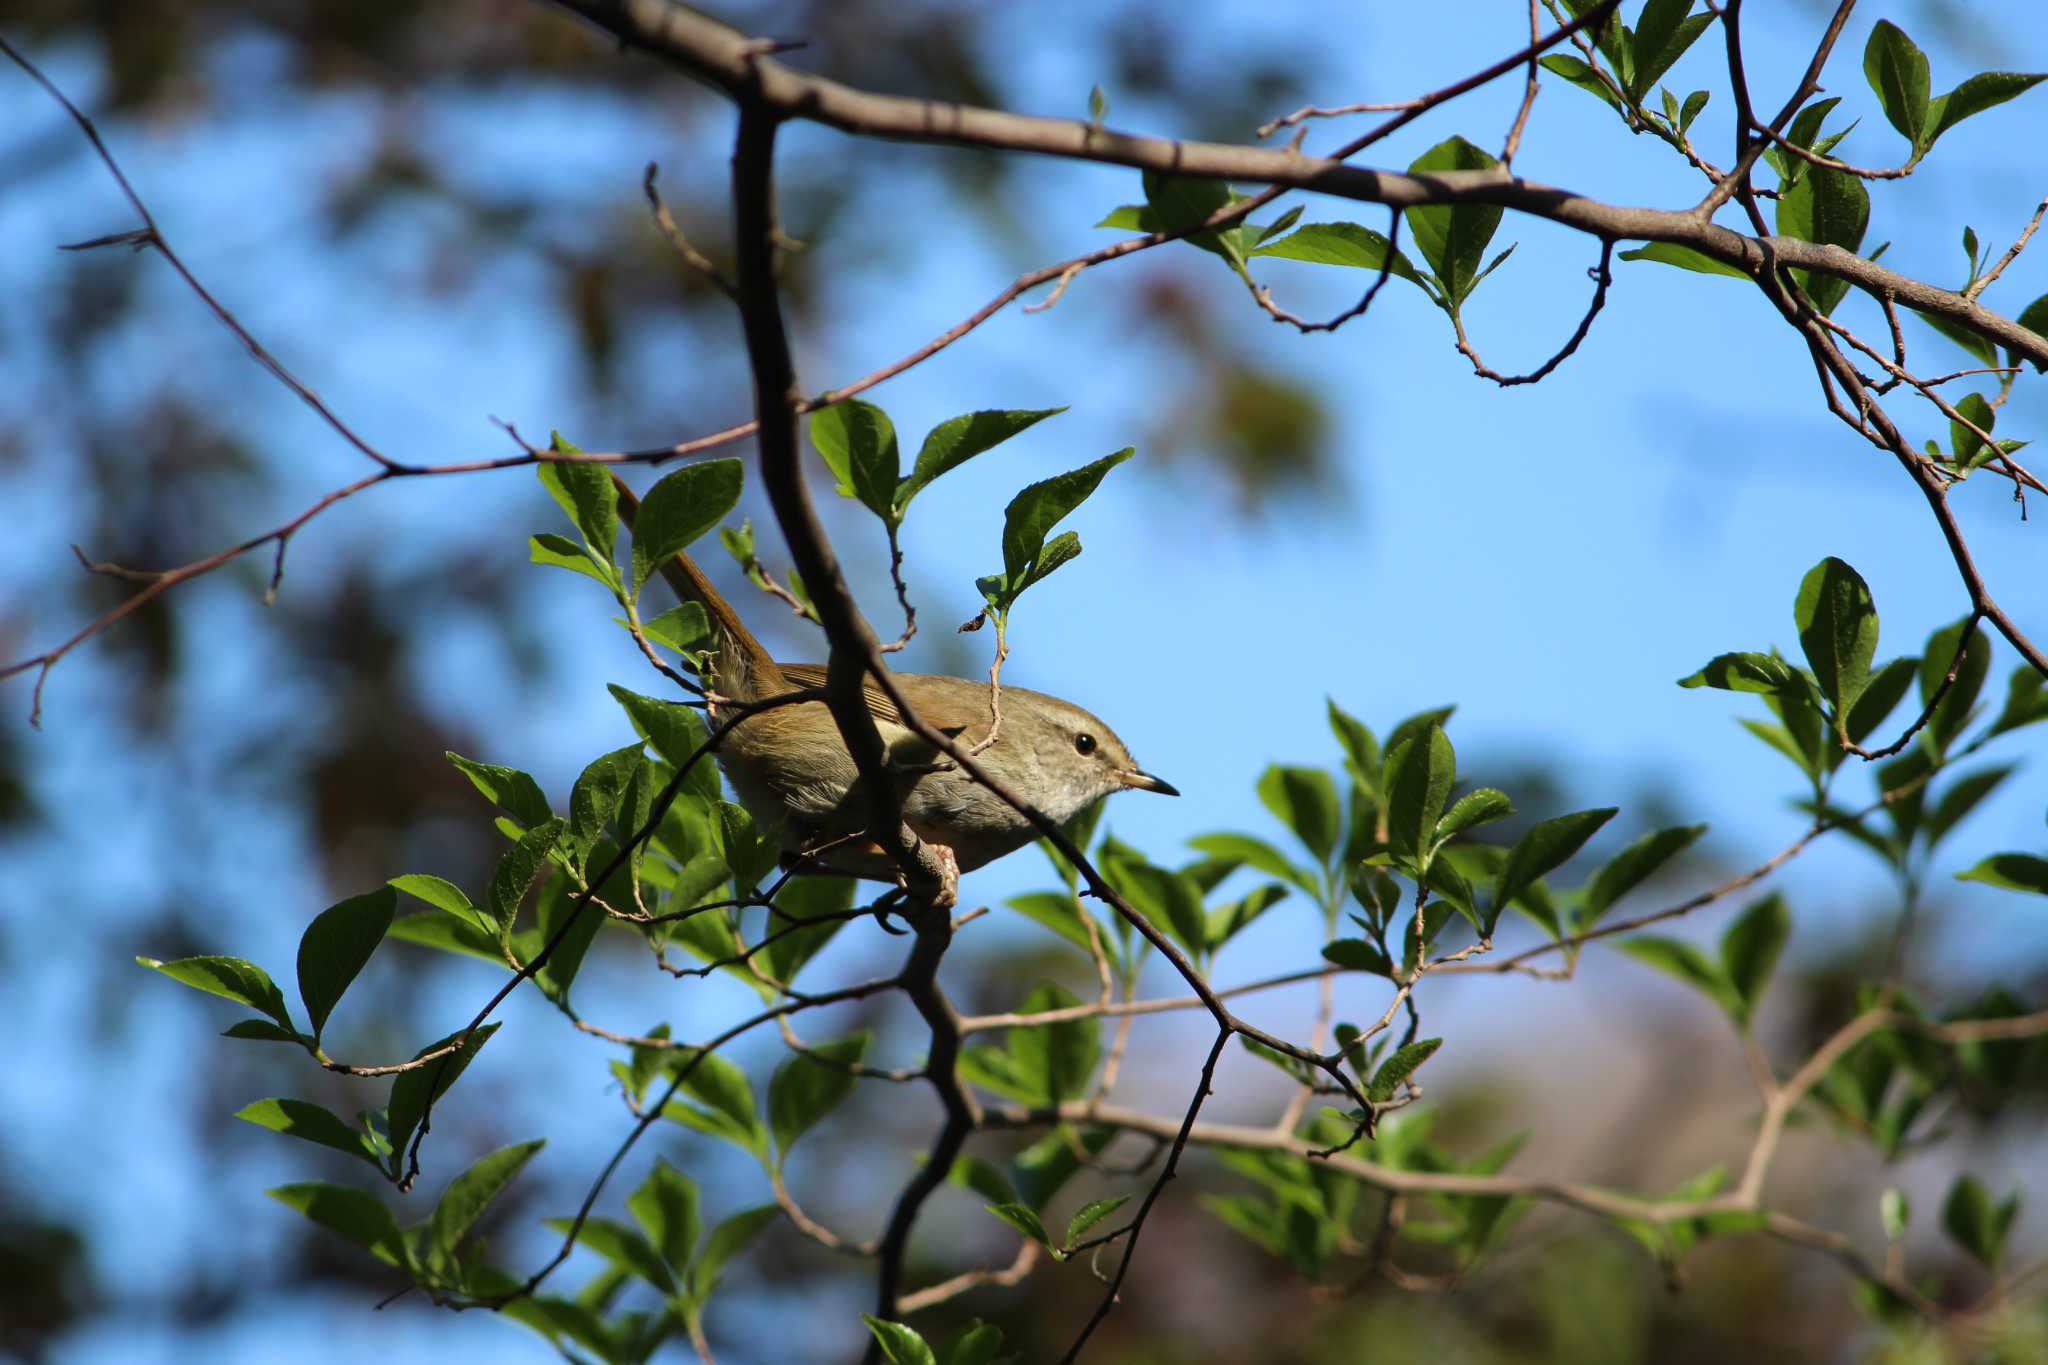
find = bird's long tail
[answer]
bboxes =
[611,474,786,703]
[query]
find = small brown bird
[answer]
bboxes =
[625,491,1176,882]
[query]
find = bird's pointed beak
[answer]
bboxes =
[1119,769,1179,797]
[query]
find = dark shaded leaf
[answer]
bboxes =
[1794,557,1878,719]
[428,1140,545,1271]
[1580,825,1707,924]
[1957,853,2048,895]
[1719,894,1790,1025]
[1862,20,1930,151]
[769,1033,870,1160]
[267,1183,407,1268]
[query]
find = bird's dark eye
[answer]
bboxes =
[1074,732,1097,756]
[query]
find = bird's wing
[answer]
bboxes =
[776,664,904,727]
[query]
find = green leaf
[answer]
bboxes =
[1718,894,1790,1025]
[235,1098,380,1167]
[629,459,745,595]
[1580,825,1707,925]
[1256,764,1343,866]
[809,399,900,525]
[445,752,554,830]
[686,1204,777,1309]
[1680,88,1710,132]
[607,685,720,802]
[1142,171,1250,275]
[529,532,616,587]
[141,953,296,1032]
[1539,54,1623,113]
[949,1156,1020,1208]
[385,911,504,968]
[1186,832,1319,898]
[1677,651,1799,693]
[1617,936,1737,1014]
[566,743,644,860]
[428,1139,545,1272]
[1862,20,1930,152]
[1925,71,2048,153]
[1912,307,1998,368]
[1844,656,1920,745]
[1322,938,1392,978]
[993,449,1133,606]
[1094,204,1153,231]
[390,874,492,936]
[863,1315,939,1365]
[627,1157,699,1275]
[1003,890,1102,957]
[897,408,1066,515]
[1794,557,1879,720]
[527,878,602,1010]
[638,602,711,660]
[961,984,1097,1105]
[1436,788,1512,843]
[983,1202,1052,1248]
[1116,859,1210,961]
[756,875,856,987]
[668,1049,770,1162]
[1404,137,1505,308]
[294,888,395,1044]
[1919,617,1991,757]
[1491,808,1617,931]
[543,1215,675,1292]
[938,1321,1004,1365]
[1208,882,1290,952]
[1065,1195,1130,1245]
[267,1183,408,1268]
[1017,983,1098,1104]
[1628,2,1712,101]
[1248,221,1427,289]
[1957,853,2048,895]
[1926,765,2015,851]
[1382,725,1455,866]
[1943,391,1995,470]
[1325,699,1382,791]
[538,435,619,563]
[386,1024,500,1174]
[1942,1173,2018,1271]
[1775,167,1868,315]
[1087,84,1107,124]
[769,1033,870,1160]
[1368,1037,1442,1103]
[486,817,566,932]
[1989,666,2048,736]
[1617,242,1748,279]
